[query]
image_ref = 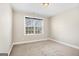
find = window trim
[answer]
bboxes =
[24,16,44,35]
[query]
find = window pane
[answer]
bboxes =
[34,20,42,27]
[26,27,29,34]
[34,20,42,34]
[31,27,34,34]
[25,17,42,34]
[28,27,34,34]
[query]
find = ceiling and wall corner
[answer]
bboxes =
[11,3,79,17]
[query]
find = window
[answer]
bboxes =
[24,17,43,35]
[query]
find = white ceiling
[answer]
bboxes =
[11,3,79,17]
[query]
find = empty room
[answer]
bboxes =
[0,3,79,56]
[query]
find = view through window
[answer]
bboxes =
[24,17,43,35]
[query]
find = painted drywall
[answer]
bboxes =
[50,7,79,47]
[0,4,12,53]
[13,11,49,42]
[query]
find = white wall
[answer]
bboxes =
[13,11,49,42]
[50,7,79,47]
[0,4,12,53]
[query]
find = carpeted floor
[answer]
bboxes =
[10,40,79,56]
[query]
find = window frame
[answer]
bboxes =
[24,16,44,35]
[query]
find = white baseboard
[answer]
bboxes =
[8,44,13,56]
[7,39,48,56]
[49,38,79,50]
[13,39,48,45]
[9,38,79,56]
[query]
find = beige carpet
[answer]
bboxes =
[10,40,79,56]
